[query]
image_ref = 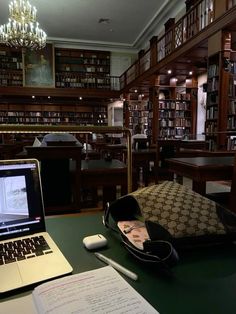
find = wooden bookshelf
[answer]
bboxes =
[155,76,197,140]
[0,103,107,126]
[226,51,236,150]
[55,48,110,89]
[0,44,113,91]
[205,53,221,150]
[0,45,116,131]
[0,46,23,87]
[205,49,236,150]
[205,31,236,151]
[123,93,149,135]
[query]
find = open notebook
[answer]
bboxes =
[0,159,72,294]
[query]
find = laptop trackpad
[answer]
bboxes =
[0,264,22,292]
[19,255,69,284]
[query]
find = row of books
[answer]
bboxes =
[208,63,219,78]
[1,117,108,125]
[1,112,106,121]
[56,56,110,66]
[227,116,236,129]
[175,118,191,127]
[128,101,149,111]
[0,78,22,86]
[227,136,236,150]
[159,118,191,127]
[0,54,22,69]
[129,110,149,117]
[56,64,109,73]
[129,117,148,125]
[159,127,190,138]
[206,107,218,120]
[207,93,219,105]
[159,101,190,110]
[228,100,236,114]
[207,77,219,92]
[55,75,110,88]
[175,93,191,100]
[159,111,175,119]
[205,121,217,133]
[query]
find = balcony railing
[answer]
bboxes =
[228,0,236,9]
[120,0,219,89]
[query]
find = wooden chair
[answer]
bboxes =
[155,139,181,183]
[133,138,149,150]
[25,145,82,214]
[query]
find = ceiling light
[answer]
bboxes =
[189,71,193,75]
[167,69,172,74]
[0,0,47,50]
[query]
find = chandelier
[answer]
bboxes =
[0,0,47,50]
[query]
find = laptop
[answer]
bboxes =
[0,159,73,293]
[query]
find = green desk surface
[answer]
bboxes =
[1,213,236,314]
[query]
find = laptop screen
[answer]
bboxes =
[0,159,46,241]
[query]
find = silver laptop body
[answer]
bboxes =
[0,159,72,293]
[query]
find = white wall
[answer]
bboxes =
[108,100,123,126]
[197,73,207,138]
[110,52,137,76]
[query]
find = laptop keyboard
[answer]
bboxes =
[0,235,53,265]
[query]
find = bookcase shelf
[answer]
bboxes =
[205,53,222,150]
[226,52,236,150]
[0,45,112,91]
[206,49,236,150]
[156,77,197,139]
[0,103,107,126]
[55,48,110,89]
[0,45,113,130]
[0,46,23,87]
[123,93,149,135]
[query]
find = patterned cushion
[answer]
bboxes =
[131,181,226,238]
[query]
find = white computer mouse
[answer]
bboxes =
[83,234,107,250]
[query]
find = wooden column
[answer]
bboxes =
[149,83,159,144]
[149,36,158,68]
[214,0,227,18]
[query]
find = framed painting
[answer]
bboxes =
[23,43,55,87]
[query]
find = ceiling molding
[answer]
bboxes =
[134,1,186,49]
[49,37,138,54]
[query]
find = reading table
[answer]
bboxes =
[166,156,234,195]
[1,213,236,314]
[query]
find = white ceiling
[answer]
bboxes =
[0,0,185,52]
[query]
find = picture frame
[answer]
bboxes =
[23,43,55,87]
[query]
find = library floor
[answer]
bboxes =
[183,177,231,194]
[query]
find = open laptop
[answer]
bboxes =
[0,159,73,293]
